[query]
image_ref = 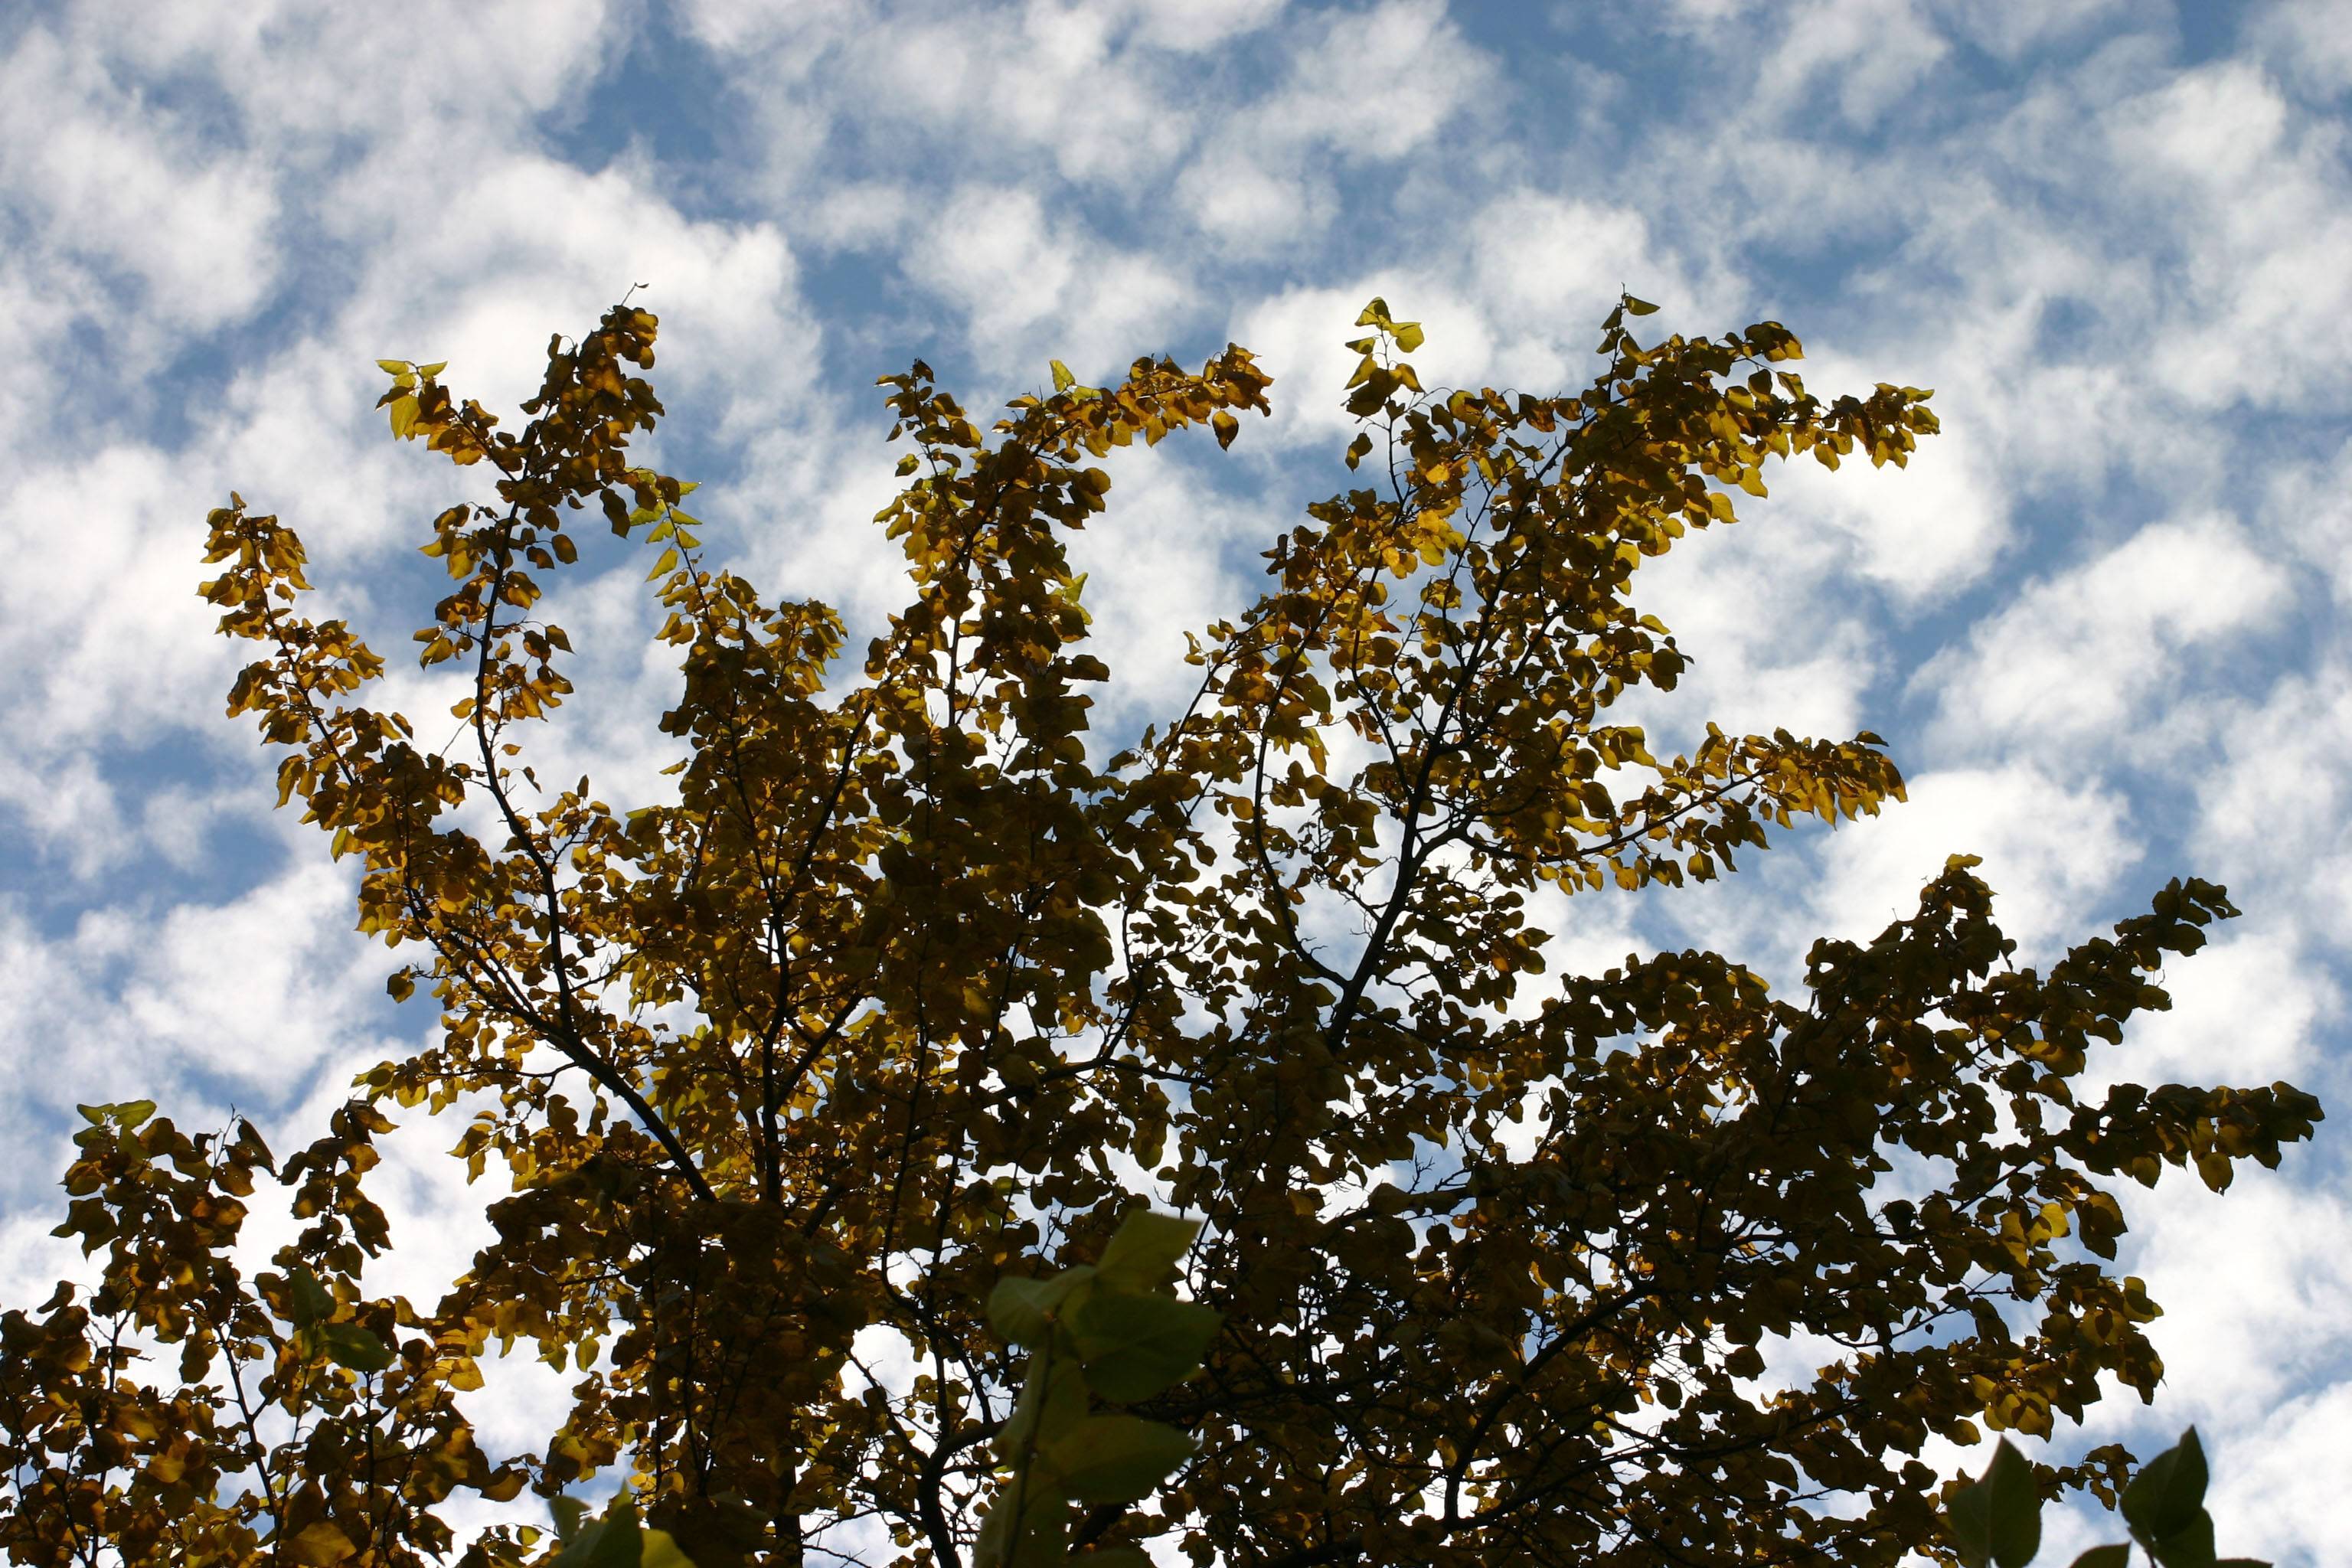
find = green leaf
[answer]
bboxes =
[317,1321,395,1374]
[77,1100,156,1129]
[1094,1210,1200,1292]
[640,1529,700,1568]
[556,1496,647,1568]
[2144,1516,2216,1568]
[1393,321,1425,352]
[988,1266,1094,1348]
[1982,1439,2042,1568]
[551,1498,591,1544]
[1051,360,1076,394]
[1038,1415,1195,1504]
[1067,1291,1220,1404]
[2122,1430,2210,1539]
[998,1354,1090,1460]
[287,1266,334,1328]
[2069,1549,2132,1568]
[1948,1472,1994,1568]
[647,547,679,581]
[975,1476,1067,1568]
[1946,1440,2041,1568]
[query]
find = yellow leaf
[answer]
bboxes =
[288,1521,357,1566]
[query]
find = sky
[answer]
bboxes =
[2,0,2347,1560]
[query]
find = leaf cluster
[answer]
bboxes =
[0,294,2321,1568]
[1943,1429,2266,1568]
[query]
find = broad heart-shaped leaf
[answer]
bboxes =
[1092,1210,1200,1294]
[556,1494,683,1568]
[639,1528,700,1568]
[287,1265,335,1328]
[1989,1453,2043,1568]
[551,1497,592,1544]
[315,1320,395,1374]
[2069,1547,2132,1568]
[1067,1289,1221,1404]
[975,1474,1069,1568]
[1039,1415,1196,1504]
[1938,1485,1994,1568]
[998,1352,1091,1461]
[2140,1511,2217,1568]
[1946,1439,2039,1568]
[989,1266,1096,1348]
[1946,1478,1994,1568]
[75,1099,155,1129]
[287,1520,359,1565]
[1969,1439,2043,1568]
[2122,1429,2210,1540]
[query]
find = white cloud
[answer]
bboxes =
[1061,452,1286,721]
[2252,0,2352,100]
[0,24,281,333]
[1471,194,1668,328]
[2114,1176,2352,1431]
[325,152,812,433]
[1921,0,2127,62]
[2197,1378,2352,1566]
[907,184,1196,375]
[1178,0,1495,253]
[1919,514,2291,766]
[1753,0,1952,129]
[2102,58,2352,413]
[0,860,387,1218]
[2097,926,2331,1092]
[0,443,241,764]
[1736,403,2013,603]
[2190,659,2352,951]
[1805,763,2138,961]
[83,0,623,140]
[1253,0,1496,161]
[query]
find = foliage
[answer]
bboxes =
[0,292,2322,1567]
[975,1209,1219,1568]
[1942,1429,2267,1568]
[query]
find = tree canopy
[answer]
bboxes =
[0,295,2321,1568]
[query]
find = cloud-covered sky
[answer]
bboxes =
[3,0,2346,1560]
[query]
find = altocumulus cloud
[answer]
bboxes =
[2,1,2347,1560]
